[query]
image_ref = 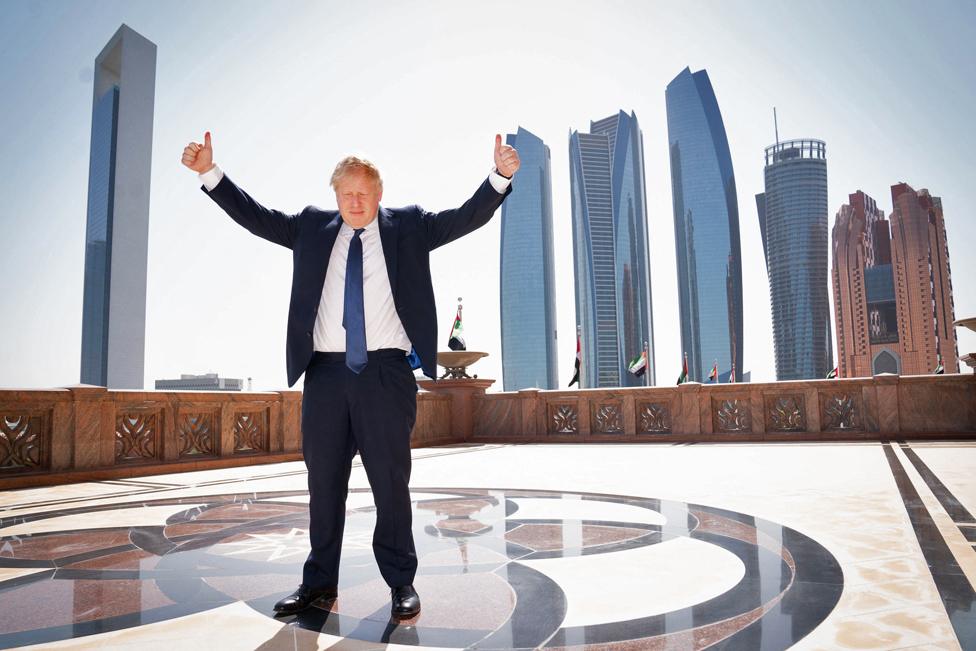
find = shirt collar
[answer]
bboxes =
[340,211,381,236]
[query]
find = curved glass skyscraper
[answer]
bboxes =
[756,139,833,380]
[666,68,743,383]
[570,110,655,388]
[499,127,558,390]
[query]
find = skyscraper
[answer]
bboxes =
[756,138,832,380]
[569,110,655,388]
[80,25,156,389]
[499,127,558,390]
[889,184,959,373]
[831,186,958,377]
[832,191,895,377]
[666,67,743,383]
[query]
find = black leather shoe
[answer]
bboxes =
[273,584,337,615]
[391,584,421,618]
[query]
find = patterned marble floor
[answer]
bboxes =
[0,441,974,650]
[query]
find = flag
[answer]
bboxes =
[826,366,838,379]
[568,331,581,387]
[447,305,465,351]
[628,351,647,377]
[677,353,688,385]
[708,360,718,383]
[933,355,944,375]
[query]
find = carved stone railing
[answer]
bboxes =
[461,374,976,443]
[0,385,454,489]
[3,375,972,489]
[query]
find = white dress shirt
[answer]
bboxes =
[199,165,511,353]
[313,217,412,352]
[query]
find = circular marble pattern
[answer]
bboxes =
[0,488,843,649]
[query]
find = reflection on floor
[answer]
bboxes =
[1,441,974,650]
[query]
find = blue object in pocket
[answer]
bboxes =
[406,348,422,370]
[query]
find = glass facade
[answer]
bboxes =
[79,25,155,389]
[666,68,743,383]
[499,127,558,390]
[80,86,119,386]
[864,264,898,345]
[756,139,833,380]
[570,111,655,388]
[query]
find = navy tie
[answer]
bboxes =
[343,228,367,373]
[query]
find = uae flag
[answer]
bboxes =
[708,361,718,383]
[568,332,581,387]
[447,306,465,351]
[677,353,689,385]
[933,355,944,375]
[826,366,838,379]
[628,351,647,377]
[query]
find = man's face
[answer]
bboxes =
[335,170,382,229]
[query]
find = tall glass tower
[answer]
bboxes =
[80,25,156,388]
[499,127,558,390]
[756,139,832,380]
[569,110,655,388]
[666,68,743,383]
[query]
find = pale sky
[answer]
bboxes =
[1,0,974,391]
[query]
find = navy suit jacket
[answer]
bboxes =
[202,174,511,387]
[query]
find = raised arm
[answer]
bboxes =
[182,132,299,249]
[422,134,520,250]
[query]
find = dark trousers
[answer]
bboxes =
[300,349,418,589]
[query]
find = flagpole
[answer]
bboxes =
[642,340,649,387]
[730,333,737,383]
[577,324,582,387]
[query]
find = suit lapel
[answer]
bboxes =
[319,212,342,251]
[378,206,399,297]
[313,213,343,291]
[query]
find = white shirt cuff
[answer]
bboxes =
[199,165,224,191]
[488,169,512,194]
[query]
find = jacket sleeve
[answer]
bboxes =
[200,173,300,249]
[420,177,512,250]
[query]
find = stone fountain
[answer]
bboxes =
[435,351,488,380]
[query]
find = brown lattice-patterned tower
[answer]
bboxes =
[889,183,959,375]
[831,187,959,377]
[832,191,891,378]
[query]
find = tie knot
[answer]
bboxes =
[353,228,365,238]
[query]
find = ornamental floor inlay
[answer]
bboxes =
[1,441,973,649]
[0,484,841,649]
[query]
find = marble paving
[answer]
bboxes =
[0,441,974,649]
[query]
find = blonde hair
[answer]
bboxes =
[330,156,383,190]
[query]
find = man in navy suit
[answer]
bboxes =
[181,132,518,619]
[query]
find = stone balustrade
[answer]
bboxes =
[2,374,973,489]
[462,374,975,443]
[0,385,452,489]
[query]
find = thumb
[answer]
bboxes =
[204,131,212,149]
[494,134,502,155]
